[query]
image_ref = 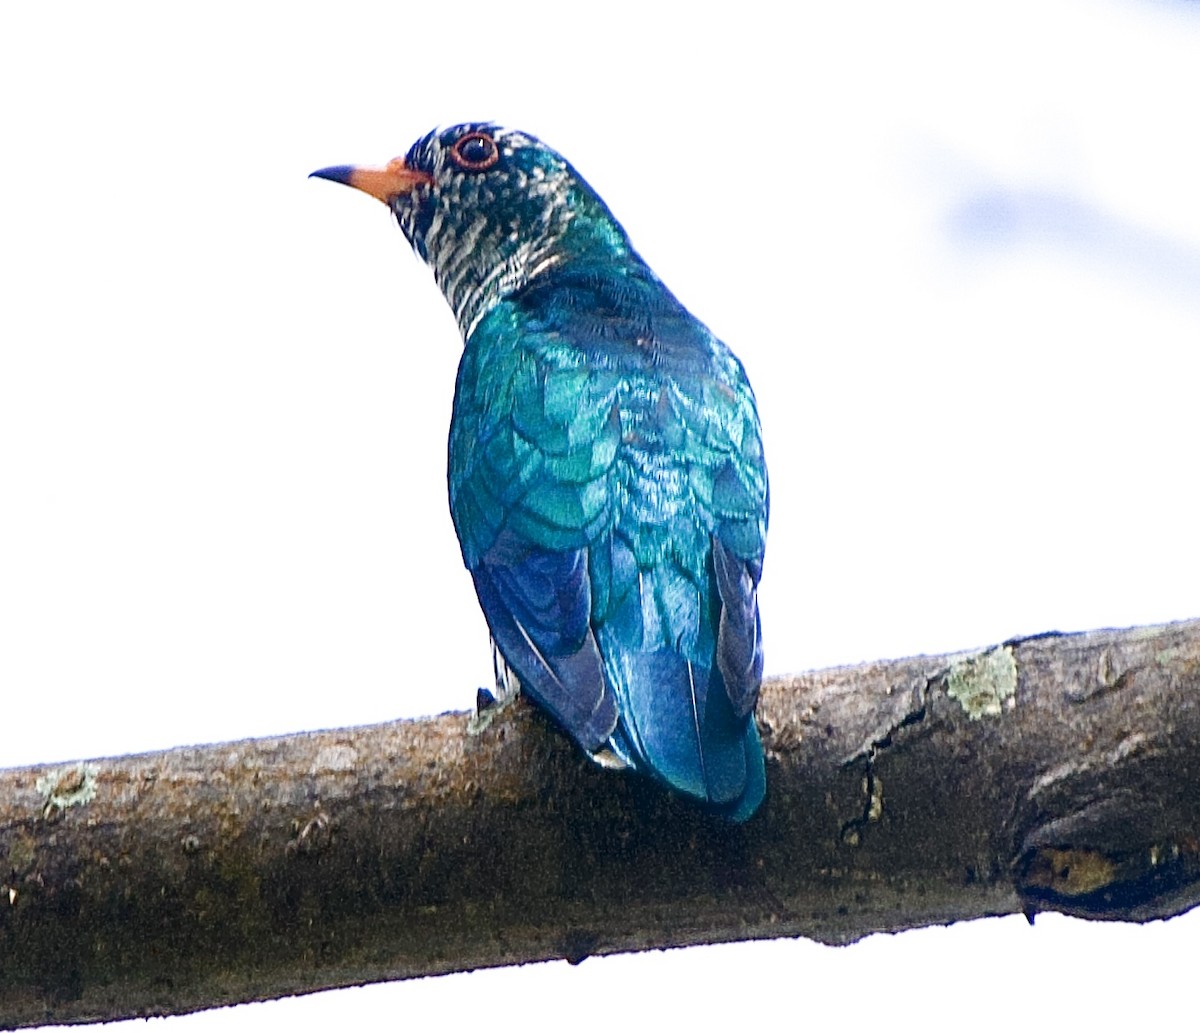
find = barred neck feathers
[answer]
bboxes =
[410,157,575,338]
[391,124,636,339]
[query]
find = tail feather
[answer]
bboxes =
[601,639,764,819]
[471,534,765,820]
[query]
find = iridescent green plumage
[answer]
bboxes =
[313,124,768,819]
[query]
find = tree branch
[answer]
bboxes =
[3,619,1199,1029]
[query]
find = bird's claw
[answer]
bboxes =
[467,640,522,736]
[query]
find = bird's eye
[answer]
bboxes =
[450,131,500,172]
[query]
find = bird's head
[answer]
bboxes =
[312,123,631,336]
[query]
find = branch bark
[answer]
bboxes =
[3,619,1199,1029]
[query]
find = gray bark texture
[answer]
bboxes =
[2,619,1199,1029]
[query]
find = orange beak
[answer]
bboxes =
[309,157,434,204]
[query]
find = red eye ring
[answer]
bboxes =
[450,131,500,171]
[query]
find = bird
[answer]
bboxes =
[311,123,769,820]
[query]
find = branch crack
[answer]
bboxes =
[840,678,931,845]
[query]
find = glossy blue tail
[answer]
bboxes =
[601,641,765,822]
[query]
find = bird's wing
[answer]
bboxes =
[681,372,768,721]
[469,535,618,750]
[448,303,623,752]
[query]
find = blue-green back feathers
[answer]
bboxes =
[451,255,767,819]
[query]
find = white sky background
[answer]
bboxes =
[2,0,1199,1029]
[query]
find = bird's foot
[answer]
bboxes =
[467,640,522,736]
[468,683,520,735]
